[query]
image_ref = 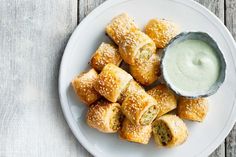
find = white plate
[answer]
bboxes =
[59,0,236,156]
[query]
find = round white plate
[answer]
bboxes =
[59,0,236,156]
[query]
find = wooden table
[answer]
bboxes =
[0,0,235,156]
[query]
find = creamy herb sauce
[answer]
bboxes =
[163,39,220,94]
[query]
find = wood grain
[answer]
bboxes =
[79,0,106,22]
[225,0,236,156]
[195,0,224,21]
[225,0,236,39]
[0,0,90,157]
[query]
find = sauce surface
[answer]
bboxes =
[163,39,220,94]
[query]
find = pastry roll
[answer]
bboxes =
[86,99,123,133]
[130,54,160,86]
[119,80,144,103]
[121,89,159,125]
[94,63,133,102]
[90,42,122,71]
[119,118,152,144]
[152,115,188,147]
[119,30,156,65]
[145,19,180,48]
[178,97,208,122]
[71,69,101,105]
[106,13,138,45]
[147,84,177,117]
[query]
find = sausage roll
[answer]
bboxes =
[90,42,122,71]
[147,84,177,117]
[152,115,188,147]
[94,63,133,102]
[106,13,138,45]
[121,89,159,125]
[71,69,101,105]
[119,80,144,103]
[119,30,156,65]
[178,97,208,122]
[145,19,180,48]
[130,54,160,86]
[86,99,123,133]
[119,118,152,144]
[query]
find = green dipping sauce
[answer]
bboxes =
[163,39,221,94]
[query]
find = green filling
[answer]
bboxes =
[140,105,158,125]
[110,107,122,130]
[153,121,172,145]
[138,44,154,61]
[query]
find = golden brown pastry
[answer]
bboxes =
[94,63,133,102]
[152,115,188,147]
[90,42,122,71]
[119,80,144,103]
[119,29,156,65]
[121,89,159,125]
[130,54,160,86]
[106,13,138,45]
[119,118,152,144]
[145,19,180,48]
[71,69,101,105]
[86,99,123,133]
[147,84,177,117]
[178,97,208,122]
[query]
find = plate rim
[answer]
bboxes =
[58,0,236,156]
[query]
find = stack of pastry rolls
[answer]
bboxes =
[71,36,161,143]
[71,13,209,148]
[72,63,160,143]
[106,13,160,86]
[94,64,159,144]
